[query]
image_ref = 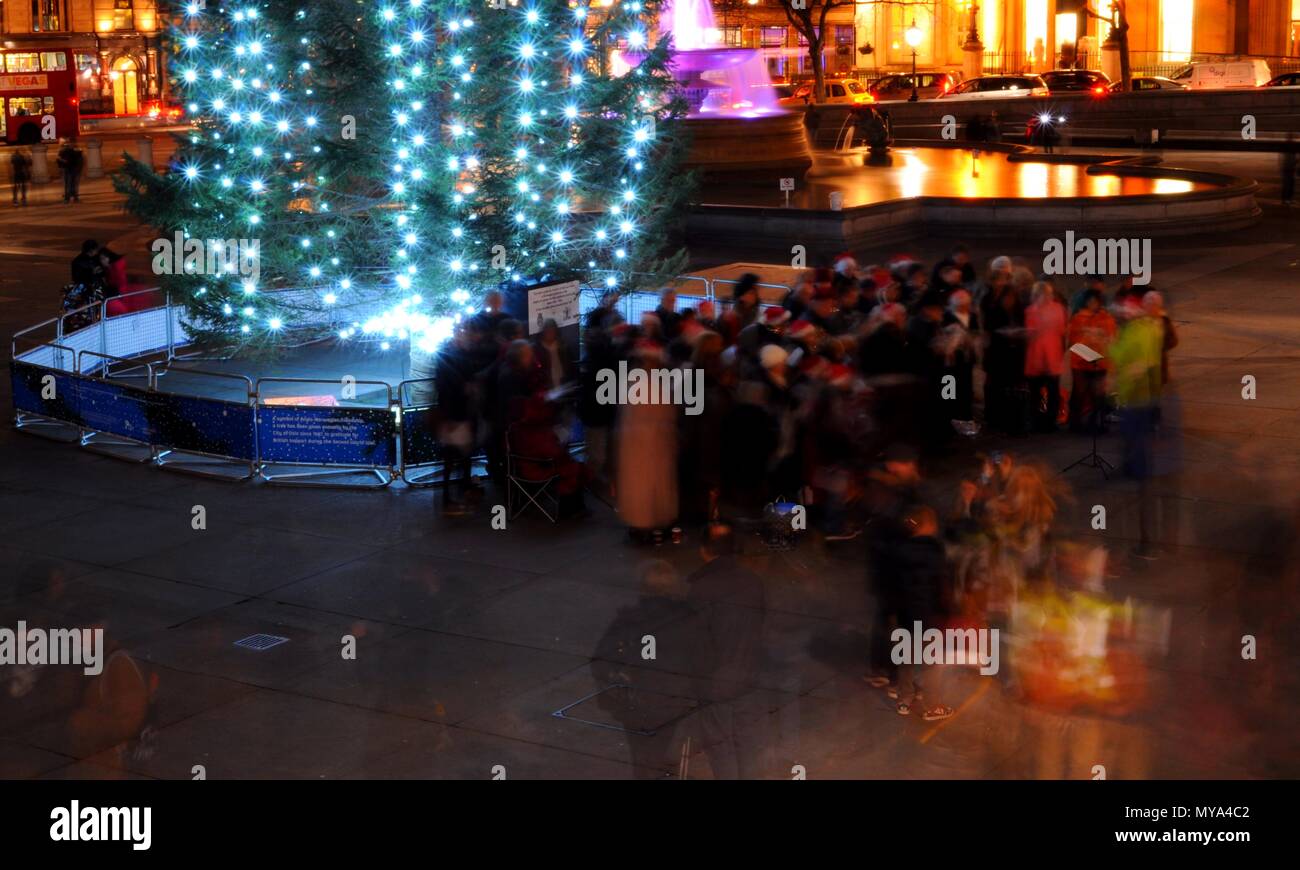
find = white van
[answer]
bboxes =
[1171,60,1272,90]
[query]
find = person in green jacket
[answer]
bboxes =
[1108,295,1165,559]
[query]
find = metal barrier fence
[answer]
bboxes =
[10,274,798,488]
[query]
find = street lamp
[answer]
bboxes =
[905,19,922,102]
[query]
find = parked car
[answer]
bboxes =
[777,78,874,107]
[867,71,961,101]
[1040,69,1111,95]
[1109,75,1188,92]
[1262,72,1300,89]
[938,74,1049,100]
[1170,60,1272,90]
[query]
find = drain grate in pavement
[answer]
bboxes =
[233,633,291,651]
[552,684,700,737]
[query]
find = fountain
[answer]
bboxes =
[647,0,812,184]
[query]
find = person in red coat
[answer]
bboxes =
[509,395,587,518]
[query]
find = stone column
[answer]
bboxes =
[1046,0,1057,71]
[85,139,104,179]
[1100,36,1121,83]
[30,144,51,184]
[147,48,160,97]
[137,137,155,169]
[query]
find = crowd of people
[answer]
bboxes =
[437,247,1177,540]
[428,247,1176,727]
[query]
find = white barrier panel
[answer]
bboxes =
[105,307,170,359]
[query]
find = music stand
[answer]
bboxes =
[1061,343,1116,478]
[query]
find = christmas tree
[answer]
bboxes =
[375,0,693,353]
[116,1,693,353]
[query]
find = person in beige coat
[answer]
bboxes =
[616,343,679,543]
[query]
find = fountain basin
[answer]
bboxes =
[686,145,1259,259]
[681,111,813,185]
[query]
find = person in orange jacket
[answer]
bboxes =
[1067,289,1116,433]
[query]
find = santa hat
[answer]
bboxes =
[788,319,816,340]
[833,253,858,275]
[763,307,792,327]
[826,363,854,387]
[633,338,665,361]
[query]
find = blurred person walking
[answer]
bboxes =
[1109,297,1165,559]
[56,139,84,203]
[10,148,32,206]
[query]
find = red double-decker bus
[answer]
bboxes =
[0,48,78,144]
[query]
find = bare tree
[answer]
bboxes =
[780,0,855,103]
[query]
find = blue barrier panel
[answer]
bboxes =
[257,405,396,466]
[152,393,256,461]
[10,362,82,424]
[400,406,442,467]
[76,377,158,443]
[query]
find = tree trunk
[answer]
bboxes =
[811,39,826,103]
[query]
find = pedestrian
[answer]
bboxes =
[57,139,84,203]
[941,289,980,432]
[1067,288,1116,433]
[892,505,955,721]
[616,341,679,544]
[1024,280,1067,433]
[10,148,32,206]
[1109,297,1165,560]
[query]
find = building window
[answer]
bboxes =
[1161,0,1194,61]
[760,27,786,48]
[31,0,60,32]
[40,51,68,72]
[115,0,135,31]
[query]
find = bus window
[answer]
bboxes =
[40,52,68,72]
[5,53,41,73]
[8,97,54,116]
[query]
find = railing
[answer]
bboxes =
[12,273,804,488]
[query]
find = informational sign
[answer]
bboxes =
[258,404,396,466]
[779,178,795,191]
[526,279,581,335]
[0,74,48,91]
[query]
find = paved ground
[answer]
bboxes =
[0,152,1297,779]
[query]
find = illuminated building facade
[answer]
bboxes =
[0,0,168,115]
[714,0,1298,79]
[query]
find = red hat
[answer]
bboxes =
[763,307,792,326]
[826,363,853,387]
[788,319,816,340]
[633,338,664,360]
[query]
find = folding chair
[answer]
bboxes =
[506,426,560,523]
